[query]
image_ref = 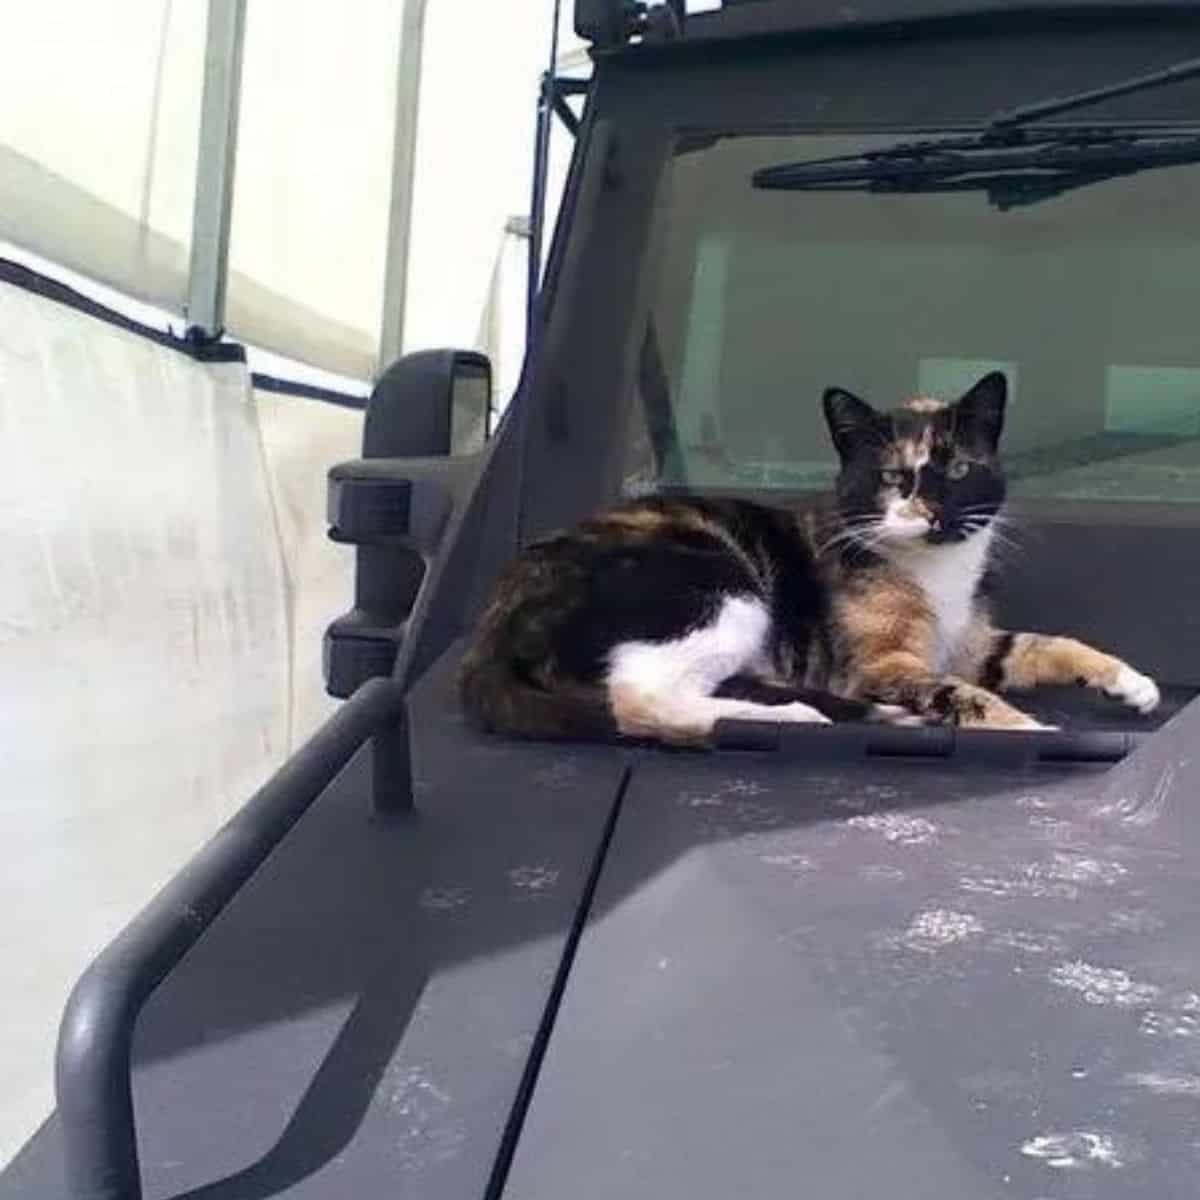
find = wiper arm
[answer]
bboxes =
[752,54,1200,208]
[753,131,1200,210]
[986,53,1200,134]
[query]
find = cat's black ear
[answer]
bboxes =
[822,387,880,458]
[954,371,1007,452]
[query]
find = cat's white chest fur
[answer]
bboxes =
[886,529,992,672]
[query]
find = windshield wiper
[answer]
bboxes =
[753,54,1200,209]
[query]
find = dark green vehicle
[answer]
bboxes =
[9,2,1200,1197]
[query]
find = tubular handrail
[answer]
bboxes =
[54,677,408,1200]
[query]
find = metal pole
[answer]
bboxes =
[377,0,431,376]
[55,678,408,1200]
[525,79,553,347]
[185,0,247,342]
[525,0,564,346]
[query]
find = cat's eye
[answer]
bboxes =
[947,460,971,480]
[880,469,905,486]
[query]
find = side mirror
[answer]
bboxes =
[364,349,492,459]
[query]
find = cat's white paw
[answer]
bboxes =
[773,702,832,725]
[1106,666,1160,714]
[868,703,925,727]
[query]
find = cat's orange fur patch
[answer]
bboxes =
[835,576,1040,727]
[997,633,1123,689]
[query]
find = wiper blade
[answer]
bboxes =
[753,130,1200,210]
[752,54,1200,208]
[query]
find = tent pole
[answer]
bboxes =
[185,0,247,344]
[377,0,431,377]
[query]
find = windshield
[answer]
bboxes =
[624,130,1200,506]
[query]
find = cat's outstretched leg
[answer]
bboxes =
[854,653,1052,730]
[979,632,1160,714]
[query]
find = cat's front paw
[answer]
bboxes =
[1105,665,1160,714]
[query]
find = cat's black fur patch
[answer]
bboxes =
[981,632,1017,690]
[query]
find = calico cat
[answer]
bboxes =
[459,372,1159,745]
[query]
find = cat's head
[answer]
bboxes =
[822,371,1007,548]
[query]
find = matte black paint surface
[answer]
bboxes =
[4,652,1191,1200]
[1,654,626,1200]
[506,705,1200,1199]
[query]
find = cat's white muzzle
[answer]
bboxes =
[880,498,932,541]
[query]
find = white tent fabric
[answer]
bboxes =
[0,280,359,1162]
[0,0,585,383]
[226,1,406,378]
[405,1,583,356]
[0,1,205,314]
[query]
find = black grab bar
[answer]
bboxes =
[54,677,409,1200]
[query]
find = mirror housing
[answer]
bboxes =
[574,0,683,45]
[364,349,492,459]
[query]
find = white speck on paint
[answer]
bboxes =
[1097,763,1177,826]
[760,852,816,873]
[1045,853,1127,886]
[957,853,1123,902]
[678,778,770,808]
[1015,794,1053,810]
[1124,1071,1200,1096]
[862,784,901,801]
[958,871,1078,901]
[1140,1009,1200,1039]
[678,790,725,808]
[893,910,983,952]
[389,1065,467,1170]
[1107,909,1164,935]
[991,929,1067,956]
[724,778,769,797]
[860,864,907,883]
[508,864,560,893]
[1028,815,1075,839]
[846,813,939,845]
[418,886,471,911]
[1020,1131,1128,1170]
[1048,961,1161,1008]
